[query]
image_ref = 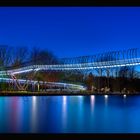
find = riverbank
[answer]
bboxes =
[0,91,139,96]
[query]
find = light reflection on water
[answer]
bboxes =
[0,95,140,133]
[104,95,108,106]
[31,96,37,132]
[90,95,95,114]
[62,96,67,130]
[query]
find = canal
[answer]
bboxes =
[0,95,140,133]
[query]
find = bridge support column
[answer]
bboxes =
[32,83,35,92]
[97,69,102,92]
[37,82,40,92]
[45,82,46,92]
[13,83,16,91]
[106,68,110,88]
[12,80,14,91]
[8,81,10,91]
[42,82,44,92]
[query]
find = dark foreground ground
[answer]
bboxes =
[0,91,139,96]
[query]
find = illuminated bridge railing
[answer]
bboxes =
[0,57,140,75]
[0,78,86,91]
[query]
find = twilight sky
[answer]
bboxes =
[0,7,140,58]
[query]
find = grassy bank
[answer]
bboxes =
[0,90,139,96]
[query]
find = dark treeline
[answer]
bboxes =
[0,45,59,69]
[85,71,140,93]
[86,53,140,92]
[84,52,140,92]
[83,51,140,93]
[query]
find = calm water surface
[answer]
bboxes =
[0,95,140,133]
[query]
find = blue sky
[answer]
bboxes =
[0,7,140,58]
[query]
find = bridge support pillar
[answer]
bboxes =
[32,83,35,92]
[106,68,110,88]
[37,82,40,92]
[97,69,102,92]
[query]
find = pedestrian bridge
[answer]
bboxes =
[0,57,140,76]
[0,48,139,91]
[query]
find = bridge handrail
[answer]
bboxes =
[0,57,140,75]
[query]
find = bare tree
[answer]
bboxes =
[11,46,29,67]
[0,45,8,67]
[30,46,58,65]
[118,66,135,79]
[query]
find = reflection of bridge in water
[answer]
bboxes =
[0,48,140,91]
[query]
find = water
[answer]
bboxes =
[0,95,140,133]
